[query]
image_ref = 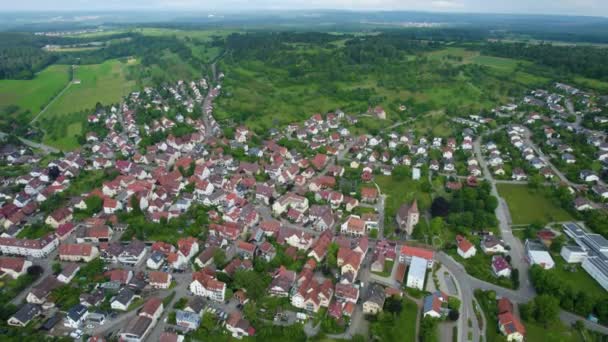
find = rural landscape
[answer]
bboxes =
[1,4,608,342]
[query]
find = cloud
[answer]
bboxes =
[431,1,464,9]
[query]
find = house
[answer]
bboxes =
[498,311,526,342]
[456,235,476,259]
[26,275,61,304]
[225,310,255,339]
[57,263,80,283]
[362,284,385,315]
[0,234,59,258]
[340,215,366,237]
[525,240,555,269]
[111,288,137,311]
[148,271,172,289]
[190,271,226,302]
[175,310,201,330]
[574,197,595,211]
[184,296,205,316]
[236,240,256,259]
[139,297,163,321]
[272,193,309,216]
[195,246,217,268]
[290,271,333,313]
[147,251,165,270]
[0,256,31,279]
[64,304,88,329]
[268,266,296,297]
[580,170,599,182]
[7,303,41,327]
[492,255,512,277]
[45,207,72,228]
[395,200,419,236]
[406,256,427,290]
[423,291,448,318]
[481,235,506,254]
[361,187,378,203]
[334,283,360,303]
[59,243,99,262]
[106,268,133,284]
[119,315,153,342]
[160,332,185,342]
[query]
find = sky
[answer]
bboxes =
[1,0,607,17]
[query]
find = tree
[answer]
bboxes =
[84,195,103,214]
[431,197,450,217]
[533,294,560,326]
[52,262,62,274]
[213,249,226,268]
[326,242,339,269]
[384,296,403,314]
[48,166,60,181]
[573,320,585,331]
[448,309,460,321]
[233,270,271,301]
[27,265,44,277]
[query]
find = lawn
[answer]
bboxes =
[375,174,432,236]
[496,184,573,225]
[37,59,137,150]
[372,259,394,278]
[523,319,582,342]
[549,257,606,298]
[369,297,418,342]
[16,224,55,239]
[448,247,515,289]
[0,64,70,120]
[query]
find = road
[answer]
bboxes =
[30,65,74,124]
[473,128,535,299]
[0,131,60,154]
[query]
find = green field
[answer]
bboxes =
[370,297,418,342]
[37,59,137,150]
[551,257,606,297]
[524,319,583,342]
[496,184,574,225]
[216,40,549,133]
[375,174,432,236]
[0,64,70,120]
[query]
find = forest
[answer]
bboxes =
[480,42,608,81]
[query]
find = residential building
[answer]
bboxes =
[190,271,226,302]
[362,284,385,315]
[525,240,555,269]
[423,291,448,318]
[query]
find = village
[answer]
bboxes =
[0,66,608,342]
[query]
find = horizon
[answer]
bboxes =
[1,0,608,18]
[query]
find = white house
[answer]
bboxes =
[456,235,476,259]
[525,240,555,269]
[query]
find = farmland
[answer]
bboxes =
[0,64,70,121]
[37,58,137,150]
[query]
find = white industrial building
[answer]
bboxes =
[562,223,608,291]
[406,256,427,290]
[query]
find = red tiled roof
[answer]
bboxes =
[59,243,93,257]
[400,246,434,260]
